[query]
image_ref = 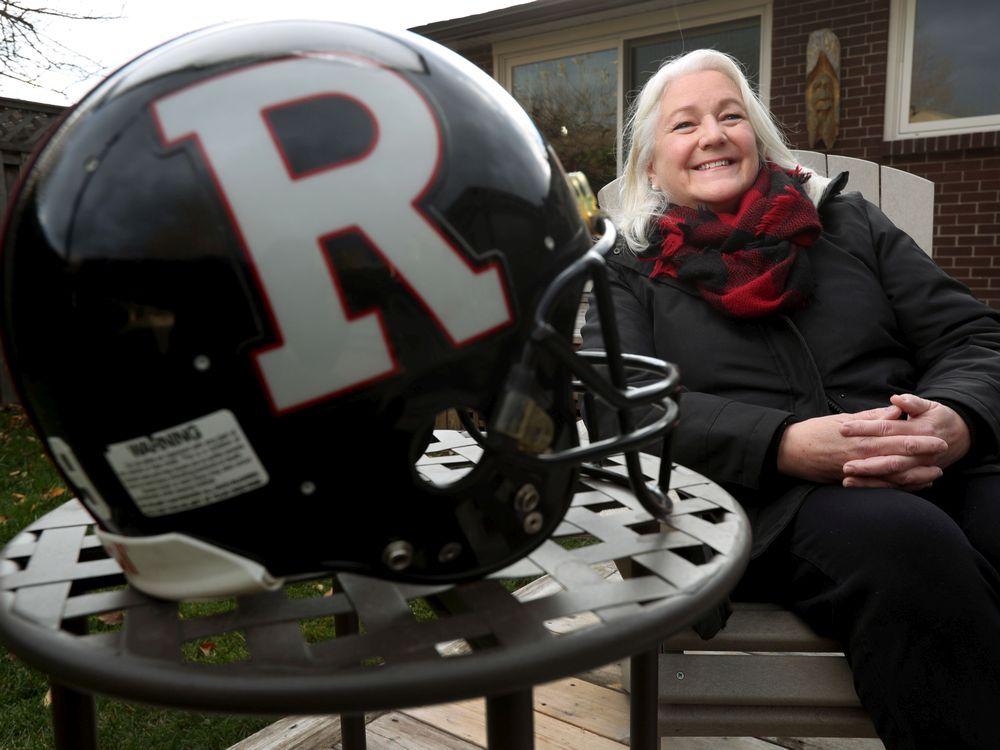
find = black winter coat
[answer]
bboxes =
[581,179,1000,558]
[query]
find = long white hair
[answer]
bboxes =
[616,49,799,253]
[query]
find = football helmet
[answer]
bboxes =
[0,21,678,599]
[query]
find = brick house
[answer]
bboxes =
[413,0,1000,305]
[0,1,995,307]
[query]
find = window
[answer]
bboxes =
[511,49,618,191]
[886,0,1000,139]
[496,1,771,188]
[627,17,762,108]
[624,17,761,154]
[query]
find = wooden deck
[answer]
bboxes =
[229,659,885,750]
[228,568,885,750]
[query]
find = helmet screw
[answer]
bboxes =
[300,481,316,496]
[438,542,462,563]
[84,156,100,173]
[523,512,544,534]
[514,483,540,513]
[193,355,211,372]
[543,235,555,251]
[383,541,414,572]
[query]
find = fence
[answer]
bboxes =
[0,96,65,404]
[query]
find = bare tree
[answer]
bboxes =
[0,2,118,93]
[909,27,956,121]
[514,54,618,190]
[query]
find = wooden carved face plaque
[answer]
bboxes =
[806,29,841,149]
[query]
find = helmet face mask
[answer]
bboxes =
[1,21,677,600]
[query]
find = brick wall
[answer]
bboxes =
[769,0,1000,306]
[770,0,890,160]
[890,147,1000,303]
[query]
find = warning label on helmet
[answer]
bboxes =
[105,409,269,517]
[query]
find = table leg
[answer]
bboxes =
[486,689,534,749]
[630,649,658,750]
[50,681,97,750]
[334,606,366,750]
[340,714,367,750]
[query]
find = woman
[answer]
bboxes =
[582,49,1000,749]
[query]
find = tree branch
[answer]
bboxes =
[0,1,120,93]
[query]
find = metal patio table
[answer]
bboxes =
[0,430,749,749]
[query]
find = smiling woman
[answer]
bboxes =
[647,70,758,213]
[583,47,1000,750]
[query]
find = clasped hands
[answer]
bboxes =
[776,394,971,490]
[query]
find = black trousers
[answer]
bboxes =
[735,475,1000,750]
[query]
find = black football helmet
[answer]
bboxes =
[0,21,677,599]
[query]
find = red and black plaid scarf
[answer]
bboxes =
[645,162,821,318]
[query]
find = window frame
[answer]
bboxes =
[493,0,773,177]
[624,14,765,108]
[885,0,1000,140]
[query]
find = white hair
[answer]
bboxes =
[615,49,800,253]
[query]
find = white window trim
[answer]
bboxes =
[885,0,1000,140]
[493,0,772,175]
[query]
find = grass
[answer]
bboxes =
[0,406,592,749]
[0,405,274,750]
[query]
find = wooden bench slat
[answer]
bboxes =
[658,705,879,739]
[659,654,860,707]
[827,155,880,205]
[662,604,841,652]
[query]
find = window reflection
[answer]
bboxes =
[910,0,1000,122]
[627,19,761,110]
[512,49,618,193]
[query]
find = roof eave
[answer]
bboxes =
[409,0,651,48]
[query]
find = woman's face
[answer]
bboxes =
[648,69,760,214]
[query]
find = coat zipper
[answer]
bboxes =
[780,315,835,416]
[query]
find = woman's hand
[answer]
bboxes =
[777,404,948,485]
[838,394,971,489]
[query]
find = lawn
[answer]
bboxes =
[0,405,275,750]
[0,405,560,749]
